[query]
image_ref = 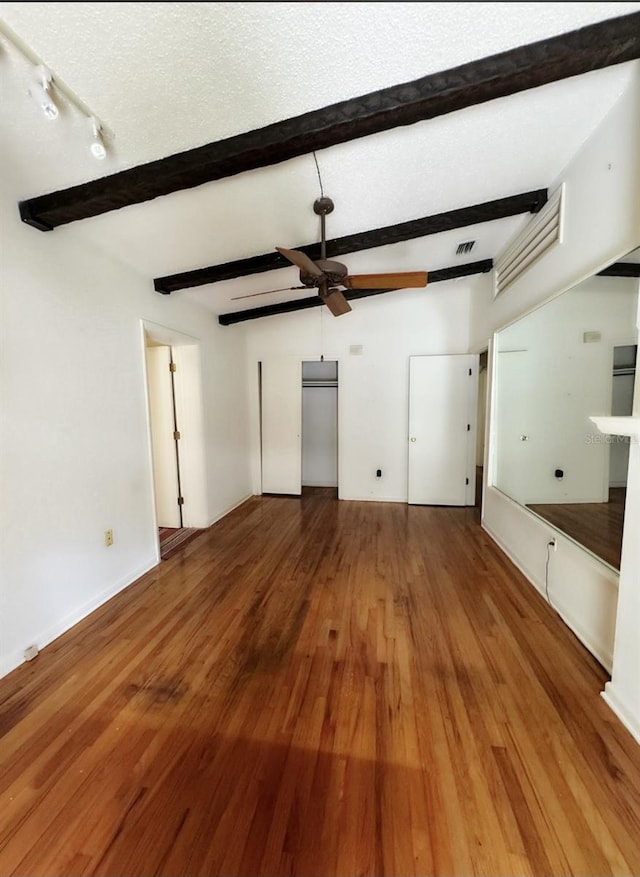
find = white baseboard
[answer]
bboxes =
[1,494,256,681]
[0,556,158,681]
[205,493,253,528]
[482,521,542,593]
[482,522,613,672]
[339,494,407,503]
[602,682,640,745]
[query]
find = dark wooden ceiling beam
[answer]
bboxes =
[154,191,544,293]
[218,259,493,325]
[597,262,640,278]
[19,12,640,232]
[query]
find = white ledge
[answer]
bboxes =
[590,415,640,438]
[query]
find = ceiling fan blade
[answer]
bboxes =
[342,271,428,290]
[276,246,324,278]
[322,286,352,317]
[232,286,307,301]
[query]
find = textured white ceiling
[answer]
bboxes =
[1,1,638,317]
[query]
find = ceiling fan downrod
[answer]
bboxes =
[313,196,334,261]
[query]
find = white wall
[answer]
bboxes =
[246,283,472,503]
[0,179,252,679]
[494,277,638,504]
[473,68,640,739]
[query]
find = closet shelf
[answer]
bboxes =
[302,380,338,387]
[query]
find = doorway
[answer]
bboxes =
[302,361,338,497]
[142,322,208,559]
[259,357,339,497]
[145,342,183,528]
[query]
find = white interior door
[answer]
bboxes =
[408,355,478,505]
[494,350,533,505]
[261,357,302,495]
[146,346,181,527]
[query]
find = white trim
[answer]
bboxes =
[494,184,565,298]
[482,518,614,672]
[483,520,545,596]
[340,494,407,503]
[602,682,640,745]
[590,415,640,438]
[0,557,158,681]
[205,493,253,527]
[485,486,621,576]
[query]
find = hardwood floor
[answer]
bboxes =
[528,488,626,570]
[1,493,639,876]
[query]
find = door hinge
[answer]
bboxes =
[169,362,177,373]
[466,477,469,485]
[467,424,471,431]
[469,368,472,376]
[173,430,181,441]
[177,496,185,506]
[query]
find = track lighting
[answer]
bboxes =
[1,17,114,157]
[89,117,107,160]
[29,66,58,120]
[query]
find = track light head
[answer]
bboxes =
[89,117,107,160]
[29,66,58,120]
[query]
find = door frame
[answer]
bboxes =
[407,353,479,506]
[253,355,342,497]
[140,321,208,557]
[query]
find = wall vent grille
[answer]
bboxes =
[494,184,565,298]
[456,240,475,255]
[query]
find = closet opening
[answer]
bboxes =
[301,360,338,498]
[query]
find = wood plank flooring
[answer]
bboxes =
[1,493,639,876]
[528,488,626,570]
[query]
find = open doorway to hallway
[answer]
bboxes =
[142,322,208,560]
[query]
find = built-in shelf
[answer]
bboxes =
[590,415,640,438]
[302,380,338,388]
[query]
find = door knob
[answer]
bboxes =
[520,435,529,441]
[410,437,417,442]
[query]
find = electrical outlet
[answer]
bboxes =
[104,529,114,547]
[24,644,39,661]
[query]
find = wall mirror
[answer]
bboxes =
[493,249,639,570]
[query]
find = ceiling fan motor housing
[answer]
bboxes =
[300,259,348,287]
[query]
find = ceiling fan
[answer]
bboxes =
[232,197,428,316]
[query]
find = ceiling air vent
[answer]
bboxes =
[456,240,475,255]
[494,184,565,298]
